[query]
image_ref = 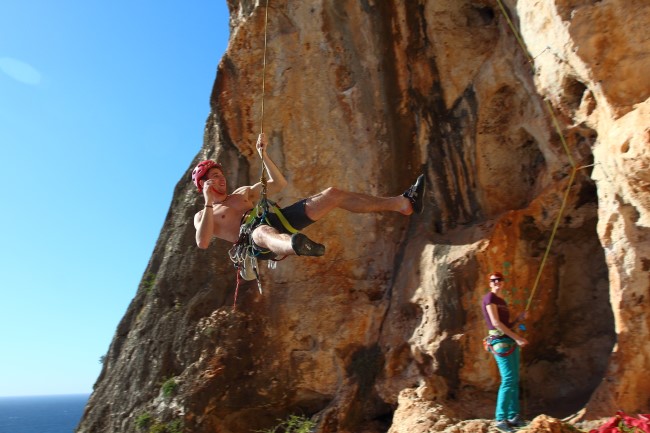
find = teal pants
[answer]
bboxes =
[493,345,520,421]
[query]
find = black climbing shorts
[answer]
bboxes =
[266,199,315,234]
[251,199,316,258]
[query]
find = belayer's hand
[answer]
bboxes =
[515,336,529,347]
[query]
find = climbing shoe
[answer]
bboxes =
[494,420,513,432]
[507,415,526,428]
[291,233,325,257]
[403,174,425,214]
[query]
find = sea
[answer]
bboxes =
[0,394,89,433]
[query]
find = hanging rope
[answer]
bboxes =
[258,0,270,201]
[495,0,585,313]
[230,0,271,311]
[494,0,599,417]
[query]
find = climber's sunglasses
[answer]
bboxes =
[490,278,503,283]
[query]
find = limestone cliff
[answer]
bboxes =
[77,1,650,432]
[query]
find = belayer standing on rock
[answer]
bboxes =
[192,133,425,259]
[481,271,529,432]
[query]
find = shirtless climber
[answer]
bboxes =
[192,133,425,257]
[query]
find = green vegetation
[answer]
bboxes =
[258,414,316,433]
[135,412,153,430]
[201,326,217,338]
[149,424,166,433]
[165,419,184,433]
[161,377,178,398]
[148,419,183,433]
[135,413,183,433]
[142,272,156,293]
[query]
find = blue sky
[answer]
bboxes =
[0,0,229,397]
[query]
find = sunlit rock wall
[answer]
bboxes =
[77,1,649,432]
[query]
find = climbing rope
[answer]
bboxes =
[495,0,588,313]
[230,0,272,310]
[258,0,270,199]
[493,0,601,418]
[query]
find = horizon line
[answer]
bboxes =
[0,392,91,399]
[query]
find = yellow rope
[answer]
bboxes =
[544,99,576,169]
[493,1,559,416]
[259,0,270,194]
[495,0,534,66]
[259,0,269,136]
[494,0,579,312]
[525,168,576,311]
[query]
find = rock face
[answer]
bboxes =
[77,1,649,432]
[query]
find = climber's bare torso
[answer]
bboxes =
[194,186,256,244]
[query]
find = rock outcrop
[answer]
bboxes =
[77,1,649,432]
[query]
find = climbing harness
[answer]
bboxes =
[483,330,517,358]
[229,200,299,276]
[228,198,300,308]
